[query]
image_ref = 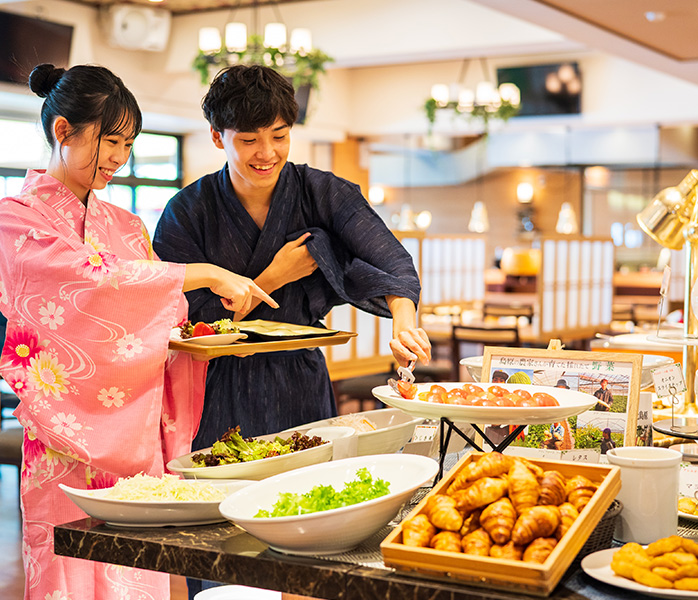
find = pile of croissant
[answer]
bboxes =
[400,452,598,564]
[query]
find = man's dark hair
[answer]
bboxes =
[491,370,508,382]
[202,65,299,133]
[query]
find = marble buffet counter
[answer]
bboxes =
[54,517,634,600]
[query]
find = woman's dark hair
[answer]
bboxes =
[202,65,298,132]
[29,63,142,147]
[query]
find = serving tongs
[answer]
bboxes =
[388,359,416,396]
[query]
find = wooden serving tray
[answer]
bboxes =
[380,453,621,597]
[169,330,356,358]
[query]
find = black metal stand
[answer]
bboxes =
[436,417,525,480]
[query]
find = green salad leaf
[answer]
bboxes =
[255,468,391,518]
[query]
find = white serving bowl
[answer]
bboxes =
[167,432,333,480]
[460,353,673,390]
[281,408,422,456]
[218,454,438,555]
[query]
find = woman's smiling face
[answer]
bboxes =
[212,116,291,199]
[51,119,134,203]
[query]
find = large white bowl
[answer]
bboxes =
[460,353,673,390]
[219,454,438,555]
[59,479,253,527]
[167,432,333,480]
[280,408,422,456]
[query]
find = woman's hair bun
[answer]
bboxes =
[28,64,66,98]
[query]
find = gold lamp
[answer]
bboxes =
[637,169,698,410]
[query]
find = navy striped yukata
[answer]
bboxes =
[153,162,421,448]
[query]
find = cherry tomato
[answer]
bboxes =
[512,388,532,400]
[396,380,417,399]
[496,396,515,407]
[430,384,447,395]
[515,397,538,408]
[426,392,445,404]
[192,322,216,337]
[533,392,559,407]
[488,385,507,397]
[461,383,484,396]
[480,398,498,407]
[445,390,465,404]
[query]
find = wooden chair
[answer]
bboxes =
[482,302,534,322]
[451,324,521,381]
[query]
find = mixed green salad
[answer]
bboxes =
[190,426,326,467]
[255,468,391,518]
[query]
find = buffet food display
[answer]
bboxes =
[381,451,620,596]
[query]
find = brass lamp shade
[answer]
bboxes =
[636,170,698,250]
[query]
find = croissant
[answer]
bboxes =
[401,514,437,547]
[447,452,513,495]
[539,470,567,506]
[518,457,545,479]
[566,475,597,512]
[555,502,579,540]
[460,508,482,536]
[523,537,557,564]
[490,541,524,561]
[451,477,508,515]
[508,460,540,512]
[462,527,492,556]
[430,530,462,553]
[424,494,463,531]
[480,497,516,545]
[511,505,561,546]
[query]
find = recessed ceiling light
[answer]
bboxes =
[645,11,666,22]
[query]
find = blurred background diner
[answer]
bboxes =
[2,1,698,598]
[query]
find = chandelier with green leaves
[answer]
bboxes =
[193,0,333,89]
[425,57,521,132]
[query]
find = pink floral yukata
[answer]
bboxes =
[0,170,207,600]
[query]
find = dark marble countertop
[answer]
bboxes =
[54,518,639,600]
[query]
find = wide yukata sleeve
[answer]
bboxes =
[0,196,190,477]
[300,168,421,318]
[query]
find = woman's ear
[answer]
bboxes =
[52,116,71,145]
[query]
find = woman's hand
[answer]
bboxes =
[183,263,278,313]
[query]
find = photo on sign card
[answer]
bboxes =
[481,346,643,454]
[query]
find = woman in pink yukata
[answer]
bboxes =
[0,63,277,600]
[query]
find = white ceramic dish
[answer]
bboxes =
[581,547,697,599]
[679,510,698,522]
[371,382,596,424]
[179,333,247,346]
[280,408,422,456]
[218,454,438,556]
[59,479,253,527]
[167,432,334,480]
[460,353,673,390]
[194,586,280,600]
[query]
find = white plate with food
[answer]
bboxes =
[177,333,247,346]
[279,408,422,456]
[372,382,596,424]
[167,430,334,480]
[581,547,698,599]
[59,476,253,527]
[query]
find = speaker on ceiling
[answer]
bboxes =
[102,4,171,52]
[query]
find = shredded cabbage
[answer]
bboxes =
[100,473,226,502]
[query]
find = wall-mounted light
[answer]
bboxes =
[556,202,579,234]
[368,185,385,205]
[516,182,534,204]
[468,201,489,233]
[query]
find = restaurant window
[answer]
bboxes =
[99,132,183,235]
[0,118,182,236]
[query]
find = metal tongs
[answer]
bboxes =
[388,359,416,395]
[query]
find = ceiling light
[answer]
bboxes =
[645,11,666,22]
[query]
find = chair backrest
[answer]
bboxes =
[482,302,534,321]
[450,324,521,380]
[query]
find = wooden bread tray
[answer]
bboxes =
[380,452,620,597]
[169,330,356,358]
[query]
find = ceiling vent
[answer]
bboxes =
[101,5,171,52]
